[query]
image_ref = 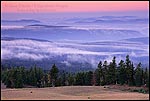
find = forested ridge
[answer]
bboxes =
[1,55,149,92]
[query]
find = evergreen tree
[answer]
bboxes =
[125,55,134,86]
[98,61,103,85]
[30,67,37,86]
[102,60,108,85]
[5,69,14,88]
[1,55,149,89]
[141,68,144,85]
[75,72,85,85]
[8,68,16,88]
[130,62,135,86]
[44,73,51,87]
[61,70,66,86]
[95,61,103,86]
[95,69,100,86]
[146,70,149,88]
[47,73,51,87]
[118,60,126,85]
[56,77,62,86]
[108,56,116,84]
[85,71,93,86]
[135,63,143,87]
[41,74,46,87]
[68,73,74,86]
[20,66,26,85]
[1,70,8,86]
[125,55,131,81]
[50,64,59,87]
[15,69,23,88]
[144,68,149,87]
[37,68,43,87]
[143,68,147,85]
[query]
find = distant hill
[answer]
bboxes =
[65,16,148,24]
[1,37,52,42]
[2,19,41,23]
[122,37,149,44]
[1,25,144,41]
[25,24,70,28]
[1,19,41,26]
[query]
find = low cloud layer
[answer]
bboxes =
[1,38,149,67]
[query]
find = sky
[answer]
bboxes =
[1,1,149,13]
[1,1,149,21]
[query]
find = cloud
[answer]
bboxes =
[15,53,49,60]
[61,61,71,67]
[1,26,24,29]
[67,55,87,63]
[1,38,149,67]
[129,51,149,57]
[66,54,99,67]
[1,48,13,59]
[130,51,136,57]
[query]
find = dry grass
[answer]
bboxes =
[1,86,149,100]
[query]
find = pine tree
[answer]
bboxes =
[15,69,23,88]
[95,61,103,86]
[141,68,144,86]
[41,74,46,87]
[28,67,37,86]
[85,71,93,86]
[135,63,143,87]
[50,64,59,87]
[102,60,108,85]
[68,73,74,86]
[144,68,149,87]
[118,60,126,85]
[112,56,117,84]
[47,73,51,87]
[20,66,26,85]
[8,67,16,88]
[143,68,147,85]
[146,70,149,88]
[61,70,66,86]
[95,69,100,86]
[36,68,43,87]
[125,55,134,86]
[130,62,135,86]
[91,71,96,86]
[125,55,131,84]
[107,57,117,84]
[5,69,14,88]
[75,72,85,85]
[75,72,81,85]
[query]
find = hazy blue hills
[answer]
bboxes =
[2,19,41,23]
[1,37,52,42]
[25,24,70,28]
[1,19,41,26]
[122,37,149,44]
[1,25,144,41]
[65,16,148,24]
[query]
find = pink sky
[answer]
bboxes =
[1,1,149,13]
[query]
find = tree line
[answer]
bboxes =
[1,55,149,88]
